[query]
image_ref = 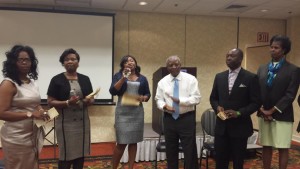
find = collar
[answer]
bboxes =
[229,67,241,74]
[170,72,182,81]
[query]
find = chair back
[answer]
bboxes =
[201,108,216,136]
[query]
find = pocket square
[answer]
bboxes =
[239,84,247,87]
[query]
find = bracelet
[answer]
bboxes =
[66,100,69,107]
[236,111,241,116]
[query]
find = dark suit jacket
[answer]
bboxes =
[47,72,93,101]
[257,61,300,122]
[210,68,261,138]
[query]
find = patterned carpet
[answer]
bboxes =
[39,148,300,169]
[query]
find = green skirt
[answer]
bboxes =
[258,117,293,148]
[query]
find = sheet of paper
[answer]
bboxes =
[217,111,227,120]
[34,107,59,127]
[86,88,100,99]
[121,93,140,106]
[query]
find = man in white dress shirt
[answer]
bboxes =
[155,55,201,169]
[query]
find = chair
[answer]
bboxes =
[199,108,216,169]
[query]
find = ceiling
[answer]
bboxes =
[1,0,300,19]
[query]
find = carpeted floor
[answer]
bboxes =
[39,147,300,169]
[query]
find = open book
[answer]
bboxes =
[34,107,59,127]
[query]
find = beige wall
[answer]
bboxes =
[3,11,300,146]
[48,12,300,143]
[88,11,287,143]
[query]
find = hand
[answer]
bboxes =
[163,104,175,113]
[224,109,238,119]
[122,68,131,78]
[69,95,80,106]
[138,95,148,102]
[83,96,94,106]
[260,107,274,116]
[263,115,274,121]
[165,93,179,104]
[33,107,50,121]
[217,106,224,113]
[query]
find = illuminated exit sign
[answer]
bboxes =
[257,32,269,42]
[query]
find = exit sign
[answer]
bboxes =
[257,32,269,42]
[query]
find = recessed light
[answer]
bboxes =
[139,1,148,6]
[261,9,268,12]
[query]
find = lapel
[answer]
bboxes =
[229,68,244,96]
[270,61,288,86]
[221,71,230,97]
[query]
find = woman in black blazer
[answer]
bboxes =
[257,35,300,169]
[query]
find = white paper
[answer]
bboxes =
[34,107,59,127]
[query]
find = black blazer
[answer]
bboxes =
[257,61,300,122]
[210,68,261,138]
[47,72,93,101]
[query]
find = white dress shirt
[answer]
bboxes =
[155,71,201,114]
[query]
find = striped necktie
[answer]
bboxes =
[172,78,179,119]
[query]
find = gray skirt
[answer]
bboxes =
[115,100,144,144]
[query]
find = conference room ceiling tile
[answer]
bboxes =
[21,0,55,5]
[55,0,90,8]
[91,0,126,10]
[0,0,300,19]
[184,1,230,15]
[153,0,199,14]
[122,0,163,12]
[0,0,19,3]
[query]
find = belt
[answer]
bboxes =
[164,110,195,119]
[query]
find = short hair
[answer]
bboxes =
[166,55,181,66]
[59,48,80,64]
[119,55,141,75]
[2,45,38,86]
[270,35,291,55]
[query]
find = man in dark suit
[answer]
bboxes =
[210,48,261,169]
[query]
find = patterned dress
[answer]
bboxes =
[55,80,90,161]
[115,81,144,144]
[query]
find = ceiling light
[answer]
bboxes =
[261,9,268,12]
[139,1,148,6]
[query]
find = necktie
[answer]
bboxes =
[172,78,179,119]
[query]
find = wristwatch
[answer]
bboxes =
[26,111,33,118]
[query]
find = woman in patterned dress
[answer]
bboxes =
[47,48,94,169]
[109,55,151,169]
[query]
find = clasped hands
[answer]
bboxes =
[137,95,148,102]
[217,106,238,119]
[258,107,274,122]
[69,95,93,106]
[33,106,50,121]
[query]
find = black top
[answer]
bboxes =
[47,72,93,100]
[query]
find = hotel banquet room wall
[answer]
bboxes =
[1,11,300,147]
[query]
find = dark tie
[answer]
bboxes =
[172,78,179,119]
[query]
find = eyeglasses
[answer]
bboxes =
[64,58,78,62]
[17,58,31,63]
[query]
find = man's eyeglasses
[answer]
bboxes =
[17,58,31,63]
